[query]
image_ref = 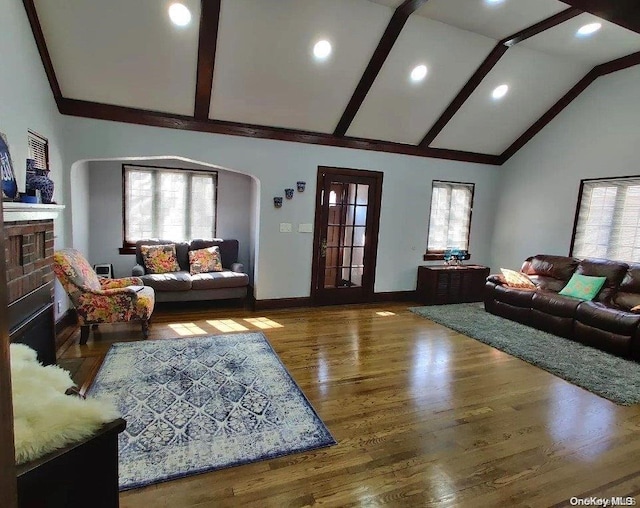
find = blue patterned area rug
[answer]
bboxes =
[88,333,336,491]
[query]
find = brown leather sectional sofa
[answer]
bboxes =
[484,254,640,360]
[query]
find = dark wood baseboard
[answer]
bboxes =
[253,297,313,311]
[254,291,417,310]
[372,290,418,303]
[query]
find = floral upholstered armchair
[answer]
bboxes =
[53,249,155,344]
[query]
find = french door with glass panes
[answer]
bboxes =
[311,167,383,305]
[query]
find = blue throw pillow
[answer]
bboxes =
[558,273,607,300]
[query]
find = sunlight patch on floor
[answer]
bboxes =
[207,319,249,332]
[243,317,284,329]
[376,311,396,316]
[168,323,208,336]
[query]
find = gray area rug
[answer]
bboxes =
[409,303,640,405]
[88,333,335,490]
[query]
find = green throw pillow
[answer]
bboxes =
[558,273,607,300]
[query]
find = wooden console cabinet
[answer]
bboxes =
[17,418,126,508]
[416,264,490,305]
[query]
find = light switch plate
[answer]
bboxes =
[280,222,292,233]
[298,223,313,233]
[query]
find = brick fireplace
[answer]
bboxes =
[5,220,55,303]
[4,203,64,365]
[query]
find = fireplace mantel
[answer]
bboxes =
[2,202,65,222]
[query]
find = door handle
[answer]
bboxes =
[321,239,327,257]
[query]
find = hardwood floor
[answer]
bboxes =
[57,302,640,507]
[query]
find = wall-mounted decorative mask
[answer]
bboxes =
[273,196,283,208]
[296,181,306,192]
[285,188,294,199]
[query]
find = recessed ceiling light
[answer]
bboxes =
[168,3,191,27]
[313,40,332,60]
[492,84,509,100]
[410,65,428,82]
[485,0,506,5]
[576,22,602,37]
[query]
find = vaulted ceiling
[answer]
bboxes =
[24,0,640,165]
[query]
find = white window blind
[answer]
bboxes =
[572,177,640,262]
[427,181,474,252]
[27,131,48,170]
[124,165,217,244]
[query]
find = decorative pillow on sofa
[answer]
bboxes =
[188,246,223,274]
[500,268,536,289]
[558,273,607,300]
[140,244,181,274]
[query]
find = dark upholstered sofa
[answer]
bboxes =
[485,254,640,360]
[132,239,249,303]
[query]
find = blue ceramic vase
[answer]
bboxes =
[27,166,55,204]
[1,136,18,200]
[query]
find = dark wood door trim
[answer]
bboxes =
[311,166,383,305]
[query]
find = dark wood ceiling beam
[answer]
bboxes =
[333,0,429,137]
[498,70,598,163]
[500,50,640,163]
[22,0,62,102]
[418,44,507,147]
[561,0,640,35]
[194,0,222,119]
[418,7,581,148]
[502,7,582,46]
[58,98,501,165]
[594,49,640,76]
[25,0,638,167]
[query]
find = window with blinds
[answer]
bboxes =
[426,181,474,256]
[123,165,217,246]
[571,176,640,262]
[27,131,48,170]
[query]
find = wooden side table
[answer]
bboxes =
[416,264,490,305]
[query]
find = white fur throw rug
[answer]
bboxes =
[10,344,119,464]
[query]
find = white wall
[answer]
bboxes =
[491,66,640,271]
[1,0,69,318]
[82,159,253,278]
[71,161,90,257]
[61,117,502,300]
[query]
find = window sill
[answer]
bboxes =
[119,247,136,255]
[423,252,471,262]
